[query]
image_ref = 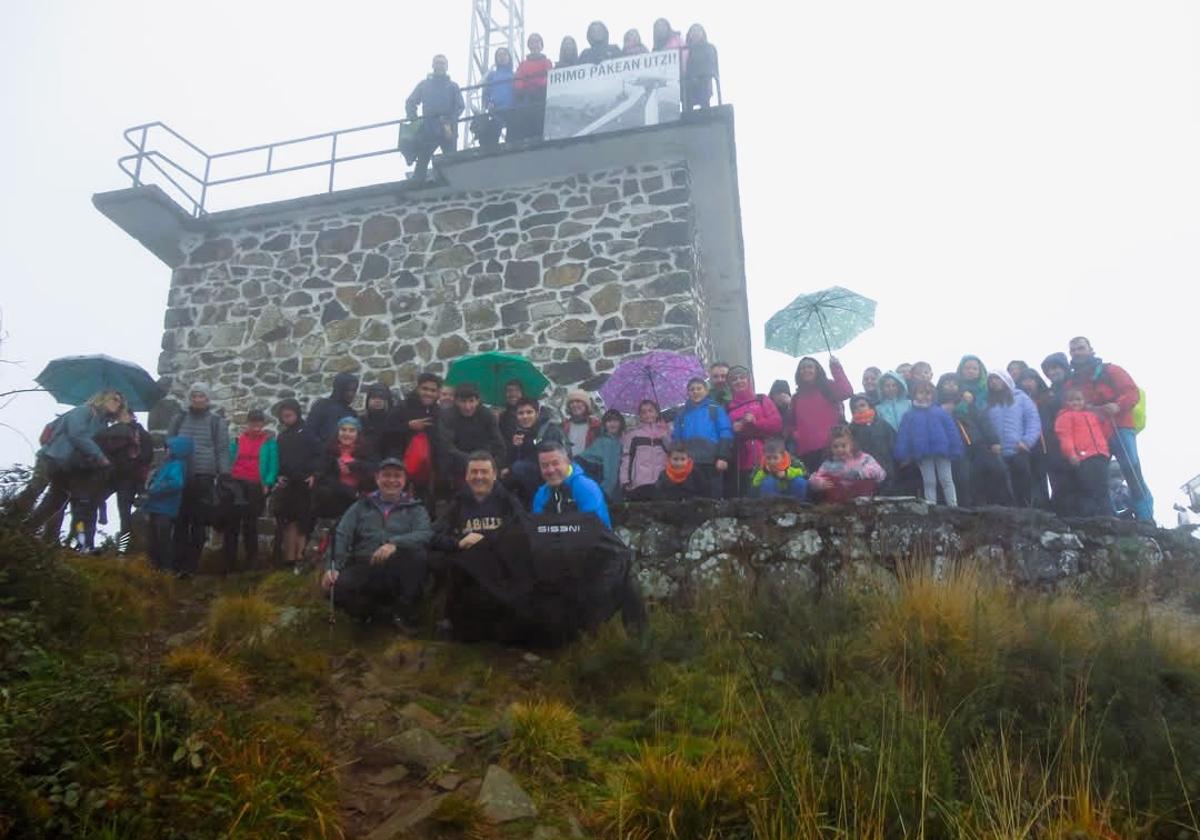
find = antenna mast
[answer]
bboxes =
[466,0,526,146]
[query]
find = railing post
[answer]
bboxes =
[133,126,148,186]
[198,157,212,217]
[328,133,339,193]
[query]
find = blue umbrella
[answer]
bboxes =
[765,286,876,357]
[35,354,165,411]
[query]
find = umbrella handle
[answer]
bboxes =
[817,310,832,355]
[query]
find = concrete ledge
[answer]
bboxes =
[93,184,195,267]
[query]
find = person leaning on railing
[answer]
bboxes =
[405,54,465,181]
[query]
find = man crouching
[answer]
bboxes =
[321,458,432,624]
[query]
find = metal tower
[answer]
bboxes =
[465,0,525,145]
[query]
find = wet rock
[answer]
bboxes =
[316,225,359,254]
[387,727,458,771]
[477,765,537,823]
[364,794,446,840]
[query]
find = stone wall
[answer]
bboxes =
[154,161,711,423]
[612,498,1200,601]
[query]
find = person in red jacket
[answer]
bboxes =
[513,33,553,142]
[1054,388,1112,517]
[1066,336,1152,521]
[789,356,854,474]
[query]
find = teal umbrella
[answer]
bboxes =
[35,354,165,411]
[445,352,550,406]
[765,286,876,357]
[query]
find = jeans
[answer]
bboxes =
[918,457,957,507]
[1109,428,1153,521]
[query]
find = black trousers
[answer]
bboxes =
[1063,456,1110,517]
[413,134,456,180]
[970,450,1014,506]
[173,474,215,574]
[148,513,176,572]
[222,481,264,572]
[333,548,429,622]
[1004,450,1034,508]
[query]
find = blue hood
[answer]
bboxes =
[166,436,194,460]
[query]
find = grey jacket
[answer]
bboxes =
[42,404,108,469]
[332,493,433,572]
[168,409,231,476]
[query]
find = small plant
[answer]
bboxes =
[163,645,248,700]
[503,698,584,776]
[208,593,277,650]
[429,793,490,838]
[605,744,759,840]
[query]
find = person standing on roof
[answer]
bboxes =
[479,47,516,148]
[579,21,622,64]
[514,33,553,142]
[406,54,465,181]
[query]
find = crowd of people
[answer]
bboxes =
[11,334,1153,627]
[404,17,719,179]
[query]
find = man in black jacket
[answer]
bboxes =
[436,384,506,489]
[307,372,359,446]
[382,373,442,507]
[406,54,465,181]
[432,452,522,553]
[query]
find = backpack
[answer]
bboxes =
[1097,364,1147,434]
[39,415,65,447]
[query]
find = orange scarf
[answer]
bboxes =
[762,451,792,474]
[852,407,876,425]
[664,458,694,484]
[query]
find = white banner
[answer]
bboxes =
[543,50,682,141]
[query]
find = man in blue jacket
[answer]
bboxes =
[672,378,734,498]
[531,441,610,528]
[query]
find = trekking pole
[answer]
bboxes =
[329,578,336,626]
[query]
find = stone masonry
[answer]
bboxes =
[154,162,712,422]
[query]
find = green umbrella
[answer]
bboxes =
[445,352,550,406]
[765,286,876,357]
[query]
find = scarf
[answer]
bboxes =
[851,406,876,425]
[664,458,694,484]
[762,450,792,474]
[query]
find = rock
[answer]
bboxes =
[398,702,444,730]
[638,221,690,248]
[350,287,387,316]
[403,212,430,233]
[387,727,458,771]
[364,794,447,840]
[544,358,593,385]
[433,208,475,232]
[366,766,410,786]
[189,238,234,264]
[649,187,688,205]
[532,827,562,840]
[359,254,389,282]
[465,301,500,331]
[505,260,540,289]
[520,211,568,231]
[316,225,359,254]
[437,334,470,359]
[210,322,247,348]
[621,300,666,328]
[547,319,594,343]
[325,318,362,342]
[427,244,474,270]
[477,765,537,823]
[321,299,349,325]
[436,773,462,791]
[260,233,291,251]
[361,215,402,248]
[544,264,585,288]
[478,201,519,223]
[589,284,621,316]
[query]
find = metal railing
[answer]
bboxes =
[118,53,722,218]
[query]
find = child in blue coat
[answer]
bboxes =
[672,378,734,498]
[894,381,964,506]
[141,436,193,573]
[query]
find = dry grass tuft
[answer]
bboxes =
[502,698,584,776]
[429,793,491,838]
[208,593,277,650]
[163,645,248,700]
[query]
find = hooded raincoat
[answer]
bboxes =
[727,372,783,473]
[874,372,913,432]
[789,357,853,457]
[308,373,359,445]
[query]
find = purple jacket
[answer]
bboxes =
[619,422,672,491]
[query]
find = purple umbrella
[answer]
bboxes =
[599,351,705,414]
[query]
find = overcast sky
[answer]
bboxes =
[1,1,1197,521]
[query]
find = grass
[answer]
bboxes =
[208,593,278,650]
[163,644,249,700]
[502,699,584,776]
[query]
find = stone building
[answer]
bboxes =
[95,107,749,422]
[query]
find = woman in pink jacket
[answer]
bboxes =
[726,366,782,495]
[619,400,673,501]
[790,355,854,474]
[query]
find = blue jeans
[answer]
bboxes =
[1109,428,1154,522]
